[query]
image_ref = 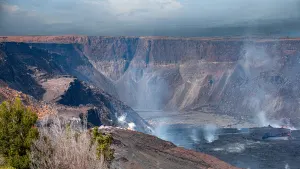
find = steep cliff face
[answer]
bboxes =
[0,42,63,99]
[1,36,300,126]
[0,42,152,133]
[28,43,117,96]
[0,42,116,97]
[82,37,300,126]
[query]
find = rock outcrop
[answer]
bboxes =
[58,79,151,132]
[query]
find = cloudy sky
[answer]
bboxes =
[0,0,300,36]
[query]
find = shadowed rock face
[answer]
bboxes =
[0,42,152,133]
[0,43,62,99]
[0,42,116,97]
[28,43,117,96]
[58,79,151,132]
[1,36,300,126]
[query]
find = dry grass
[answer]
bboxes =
[0,166,14,169]
[30,116,107,169]
[0,155,5,167]
[0,156,13,169]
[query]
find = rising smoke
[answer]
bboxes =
[203,124,218,143]
[285,163,290,169]
[238,40,297,129]
[117,113,137,131]
[135,69,169,110]
[117,66,170,111]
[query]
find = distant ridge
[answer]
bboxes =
[1,35,300,44]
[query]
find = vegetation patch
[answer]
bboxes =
[0,98,38,169]
[31,118,111,169]
[91,128,114,162]
[0,98,114,169]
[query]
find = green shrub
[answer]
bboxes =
[91,128,114,162]
[0,98,38,169]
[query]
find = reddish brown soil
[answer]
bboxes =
[0,84,57,118]
[102,127,240,169]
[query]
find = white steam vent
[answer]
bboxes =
[204,124,218,143]
[117,114,137,131]
[256,111,297,130]
[118,114,127,124]
[190,128,200,142]
[285,163,290,169]
[128,122,136,130]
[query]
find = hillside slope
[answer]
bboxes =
[101,127,240,169]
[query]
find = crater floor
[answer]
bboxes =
[138,111,300,169]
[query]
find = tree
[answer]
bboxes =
[92,128,114,162]
[0,98,38,169]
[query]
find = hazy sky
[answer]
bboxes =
[0,0,300,36]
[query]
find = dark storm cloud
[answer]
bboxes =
[0,0,300,36]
